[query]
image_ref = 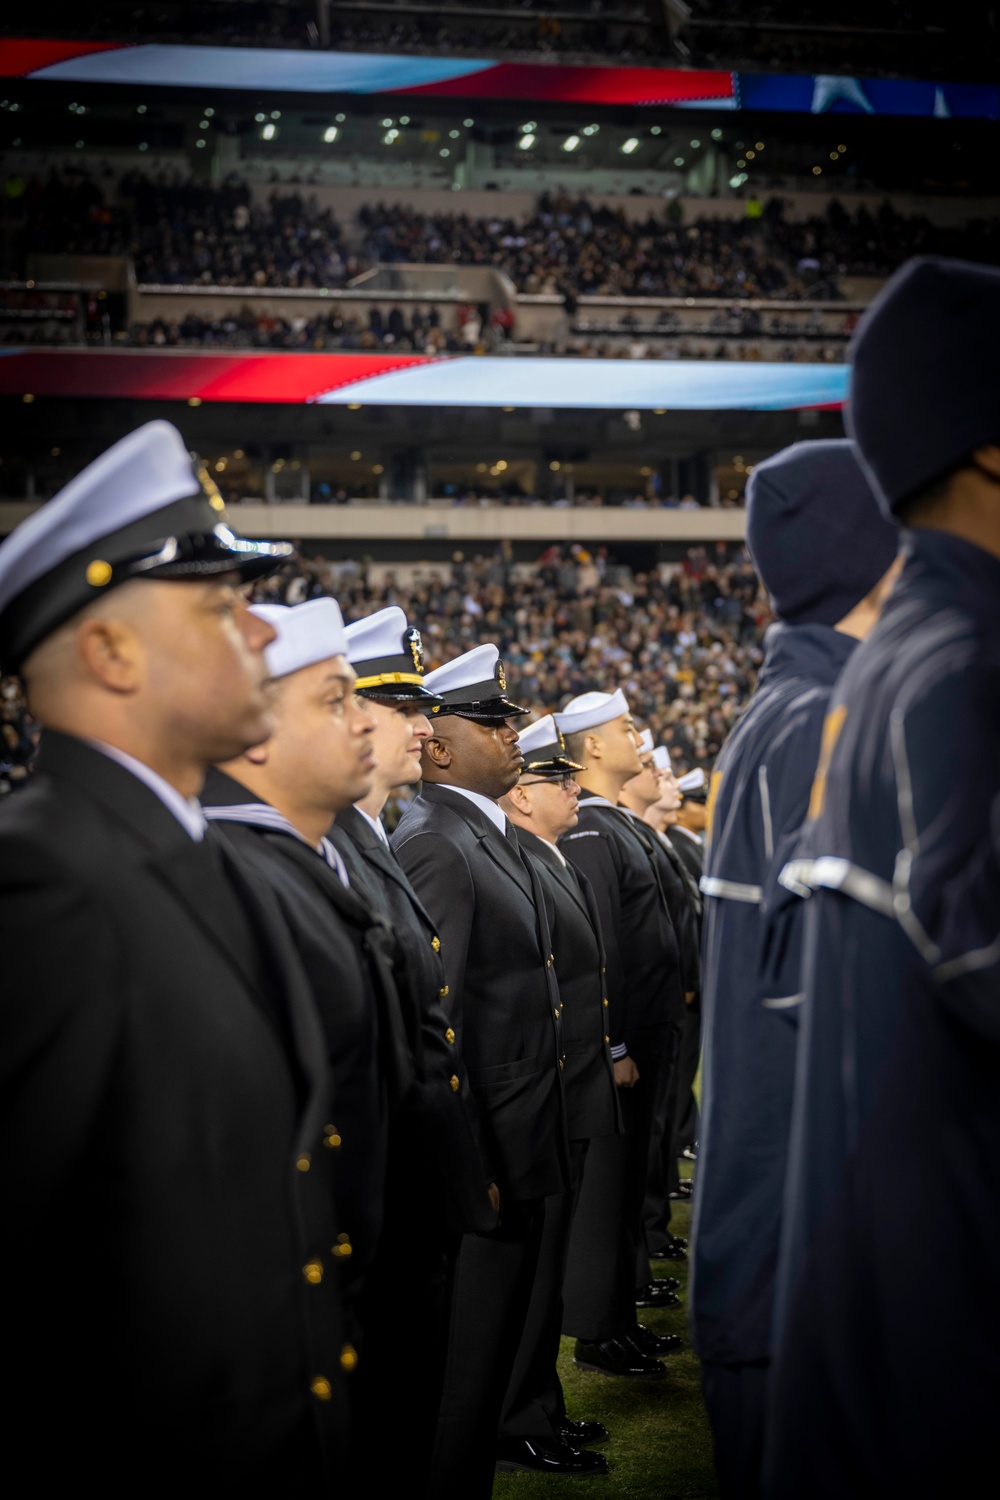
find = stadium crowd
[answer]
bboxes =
[20,170,1000,299]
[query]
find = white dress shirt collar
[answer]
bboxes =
[355,804,391,846]
[88,739,206,841]
[435,782,508,835]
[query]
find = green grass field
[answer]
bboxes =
[493,1176,719,1499]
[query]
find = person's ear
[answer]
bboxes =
[244,739,270,766]
[508,781,532,816]
[76,616,143,694]
[972,445,1000,483]
[424,735,451,769]
[584,731,601,761]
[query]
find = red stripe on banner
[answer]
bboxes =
[0,349,437,403]
[393,62,735,104]
[0,39,126,77]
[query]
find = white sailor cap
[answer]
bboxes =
[678,766,708,801]
[652,745,672,773]
[554,688,630,737]
[344,605,442,703]
[250,598,348,680]
[637,728,654,754]
[422,642,527,720]
[517,714,585,777]
[0,420,292,671]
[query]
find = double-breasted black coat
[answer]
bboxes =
[333,804,496,1235]
[392,782,571,1202]
[0,733,348,1489]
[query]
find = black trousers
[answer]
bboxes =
[563,1028,668,1343]
[427,1198,545,1500]
[701,1357,769,1500]
[499,1139,590,1444]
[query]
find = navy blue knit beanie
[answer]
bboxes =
[746,439,899,627]
[847,255,1000,515]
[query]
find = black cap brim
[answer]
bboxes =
[431,695,530,721]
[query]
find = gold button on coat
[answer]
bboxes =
[296,1154,311,1172]
[303,1260,323,1284]
[333,1235,352,1259]
[450,1075,460,1092]
[431,936,441,953]
[445,1027,455,1045]
[340,1344,358,1372]
[311,1376,332,1401]
[438,985,449,999]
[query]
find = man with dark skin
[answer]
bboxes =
[392,645,572,1499]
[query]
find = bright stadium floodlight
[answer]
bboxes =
[520,121,537,133]
[383,129,399,144]
[262,123,276,141]
[563,135,581,152]
[323,126,338,143]
[582,123,599,136]
[622,137,640,154]
[519,134,536,150]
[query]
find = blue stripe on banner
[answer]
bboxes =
[314,358,849,412]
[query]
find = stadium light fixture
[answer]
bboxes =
[690,139,701,149]
[139,142,148,152]
[262,123,276,141]
[674,157,685,167]
[254,112,265,123]
[440,148,450,157]
[651,125,662,136]
[399,115,410,125]
[621,138,640,154]
[384,129,399,144]
[270,111,281,120]
[711,128,723,140]
[324,126,338,143]
[520,121,537,134]
[463,118,474,127]
[449,129,460,138]
[562,135,581,152]
[582,124,600,136]
[204,108,215,118]
[137,104,147,115]
[519,134,536,150]
[199,120,209,131]
[756,141,765,150]
[195,138,207,149]
[382,118,393,128]
[336,113,346,123]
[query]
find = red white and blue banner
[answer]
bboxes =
[0,39,994,118]
[0,348,848,410]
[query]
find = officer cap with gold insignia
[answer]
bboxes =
[344,605,443,704]
[517,714,585,778]
[422,643,527,721]
[678,766,708,803]
[0,420,292,672]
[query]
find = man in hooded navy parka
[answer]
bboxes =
[764,257,1000,1498]
[692,439,899,1498]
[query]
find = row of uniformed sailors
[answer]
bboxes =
[692,254,1000,1498]
[0,418,705,1494]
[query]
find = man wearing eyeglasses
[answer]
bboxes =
[495,715,623,1474]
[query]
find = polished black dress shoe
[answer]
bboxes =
[681,1144,698,1161]
[573,1337,666,1379]
[643,1273,680,1291]
[649,1238,687,1261]
[629,1323,684,1357]
[635,1282,683,1309]
[495,1436,609,1475]
[557,1418,610,1447]
[668,1181,694,1200]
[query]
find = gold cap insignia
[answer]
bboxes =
[497,660,507,692]
[86,559,112,588]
